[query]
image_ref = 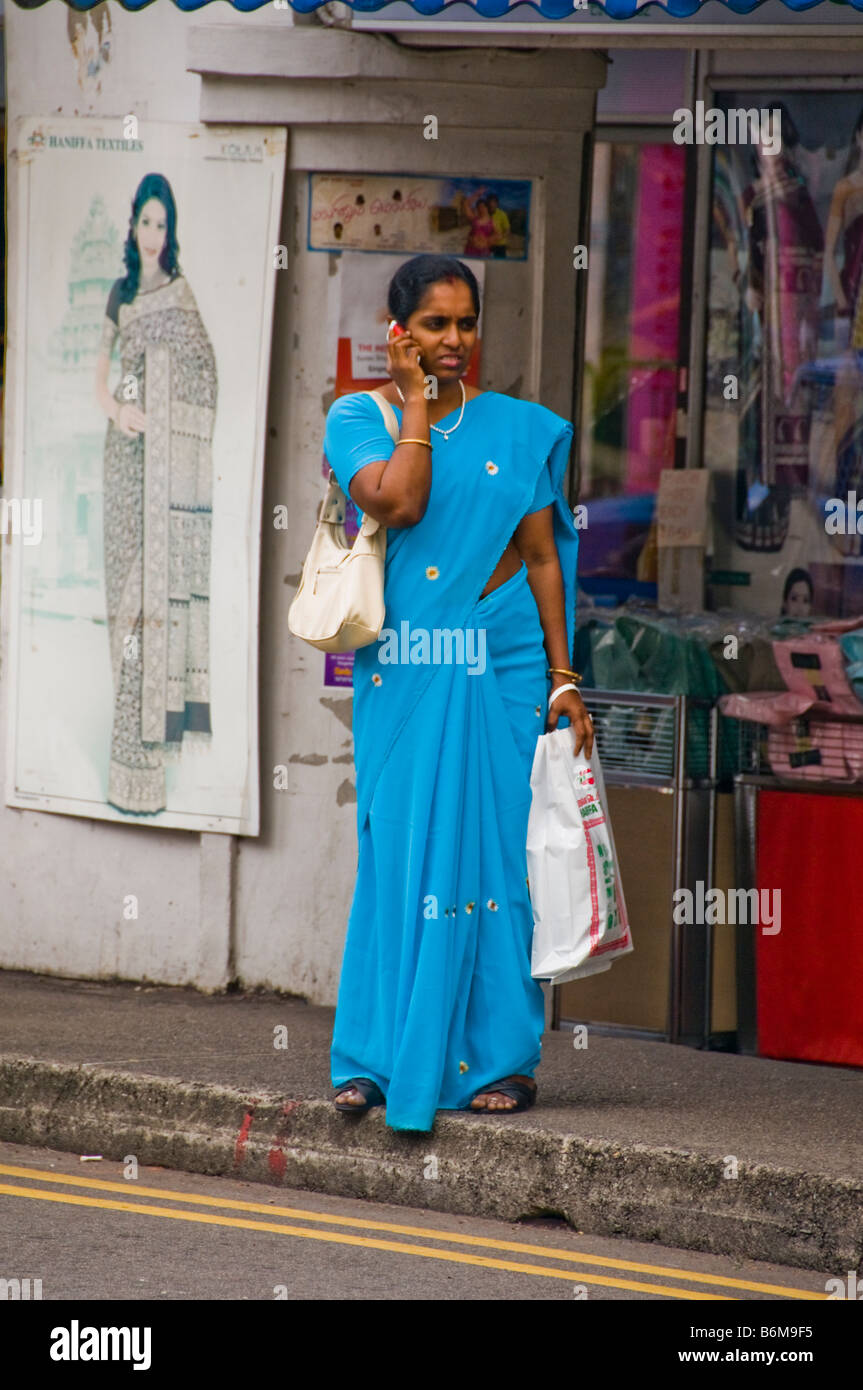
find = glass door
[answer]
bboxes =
[578,131,689,605]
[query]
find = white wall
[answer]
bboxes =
[1,1,223,988]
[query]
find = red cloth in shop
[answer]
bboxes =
[756,789,863,1067]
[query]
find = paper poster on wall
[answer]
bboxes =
[309,174,530,260]
[4,117,286,834]
[323,653,355,689]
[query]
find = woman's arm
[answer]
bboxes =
[514,506,594,757]
[462,191,483,225]
[346,333,433,529]
[94,318,144,438]
[94,316,120,423]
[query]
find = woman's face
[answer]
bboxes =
[784,580,812,617]
[136,198,168,268]
[404,280,479,385]
[477,201,489,218]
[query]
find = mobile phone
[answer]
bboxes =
[387,319,405,339]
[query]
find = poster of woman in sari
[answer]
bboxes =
[94,173,217,815]
[4,119,286,833]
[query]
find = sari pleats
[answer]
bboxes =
[104,276,216,814]
[332,564,549,1131]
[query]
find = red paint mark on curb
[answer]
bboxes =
[268,1100,302,1182]
[234,1102,257,1167]
[268,1147,287,1180]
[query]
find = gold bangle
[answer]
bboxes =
[397,437,432,448]
[548,667,583,684]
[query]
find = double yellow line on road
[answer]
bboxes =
[0,1163,825,1300]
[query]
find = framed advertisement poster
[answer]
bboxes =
[3,118,286,834]
[309,173,530,261]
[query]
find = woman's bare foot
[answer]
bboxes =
[469,1074,536,1112]
[334,1084,365,1107]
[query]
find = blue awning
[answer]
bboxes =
[61,0,863,15]
[304,0,863,11]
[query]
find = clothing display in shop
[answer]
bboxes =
[716,631,863,782]
[577,602,863,785]
[840,630,863,704]
[574,606,729,778]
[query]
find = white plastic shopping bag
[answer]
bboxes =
[528,728,633,984]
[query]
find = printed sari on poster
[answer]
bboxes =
[102,274,217,814]
[323,390,579,1132]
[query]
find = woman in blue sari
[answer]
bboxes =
[323,255,593,1133]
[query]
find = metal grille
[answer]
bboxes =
[581,690,715,786]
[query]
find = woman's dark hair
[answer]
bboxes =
[782,567,813,603]
[387,254,481,324]
[749,101,800,181]
[118,173,181,305]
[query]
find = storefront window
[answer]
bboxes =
[704,89,863,619]
[579,138,686,602]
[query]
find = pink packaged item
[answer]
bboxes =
[811,615,863,636]
[843,722,863,780]
[766,718,851,782]
[718,691,814,726]
[772,636,863,717]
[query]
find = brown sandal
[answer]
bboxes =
[333,1077,385,1113]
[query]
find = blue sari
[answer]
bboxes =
[323,389,579,1131]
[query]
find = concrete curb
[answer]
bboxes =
[1,1055,860,1273]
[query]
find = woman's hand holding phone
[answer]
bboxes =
[386,320,427,401]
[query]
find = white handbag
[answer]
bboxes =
[288,390,399,654]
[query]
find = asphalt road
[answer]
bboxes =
[0,1140,832,1304]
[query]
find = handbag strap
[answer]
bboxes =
[319,471,347,525]
[367,388,400,444]
[318,389,400,535]
[360,392,400,536]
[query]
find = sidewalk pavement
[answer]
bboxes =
[1,969,861,1274]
